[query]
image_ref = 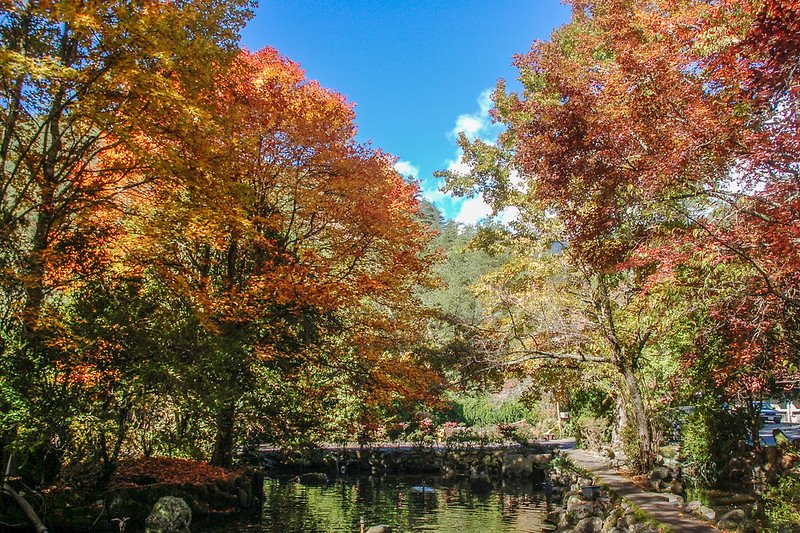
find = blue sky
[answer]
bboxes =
[241,1,571,223]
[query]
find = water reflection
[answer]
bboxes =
[213,476,549,532]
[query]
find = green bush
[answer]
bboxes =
[621,420,643,470]
[764,471,800,531]
[447,395,539,427]
[570,388,613,421]
[680,402,748,484]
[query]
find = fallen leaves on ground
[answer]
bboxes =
[112,457,239,488]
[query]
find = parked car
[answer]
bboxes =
[722,401,783,424]
[757,403,783,424]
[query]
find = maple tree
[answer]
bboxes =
[0,0,253,485]
[441,0,800,469]
[120,47,439,466]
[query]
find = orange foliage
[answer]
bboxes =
[111,457,238,488]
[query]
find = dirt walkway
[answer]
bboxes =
[564,449,718,533]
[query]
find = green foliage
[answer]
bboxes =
[575,415,611,450]
[621,421,645,472]
[420,217,508,327]
[445,394,539,427]
[764,471,800,531]
[570,388,614,421]
[680,402,748,484]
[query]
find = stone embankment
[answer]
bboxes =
[256,445,554,481]
[544,456,663,533]
[108,468,263,530]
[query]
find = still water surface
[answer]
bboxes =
[208,477,550,533]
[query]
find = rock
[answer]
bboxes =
[665,493,684,506]
[365,525,392,533]
[648,465,672,482]
[602,512,619,532]
[566,496,596,522]
[546,509,562,524]
[145,496,191,533]
[531,453,552,465]
[501,453,534,477]
[717,509,747,530]
[695,505,716,521]
[295,472,328,485]
[574,516,603,533]
[684,500,702,512]
[558,510,571,529]
[669,480,686,495]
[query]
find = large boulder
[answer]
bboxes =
[145,496,191,533]
[648,465,672,482]
[365,526,392,533]
[717,509,746,531]
[574,516,603,533]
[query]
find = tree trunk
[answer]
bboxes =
[210,403,236,468]
[610,393,628,450]
[621,363,653,471]
[745,394,760,447]
[3,482,48,532]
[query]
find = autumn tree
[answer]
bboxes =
[126,48,439,466]
[442,0,800,468]
[0,0,252,486]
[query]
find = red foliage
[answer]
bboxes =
[502,0,800,393]
[111,457,239,488]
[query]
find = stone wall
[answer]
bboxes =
[256,445,553,481]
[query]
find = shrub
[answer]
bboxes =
[764,471,800,531]
[621,421,648,471]
[575,415,610,450]
[570,388,613,421]
[447,395,539,427]
[680,402,748,485]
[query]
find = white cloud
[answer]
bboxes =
[445,88,504,178]
[395,160,451,205]
[478,89,493,115]
[497,206,520,226]
[446,157,471,175]
[421,182,448,204]
[449,88,496,141]
[442,89,522,227]
[452,115,484,139]
[454,195,493,225]
[393,160,419,180]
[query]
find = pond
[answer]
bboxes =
[202,476,551,533]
